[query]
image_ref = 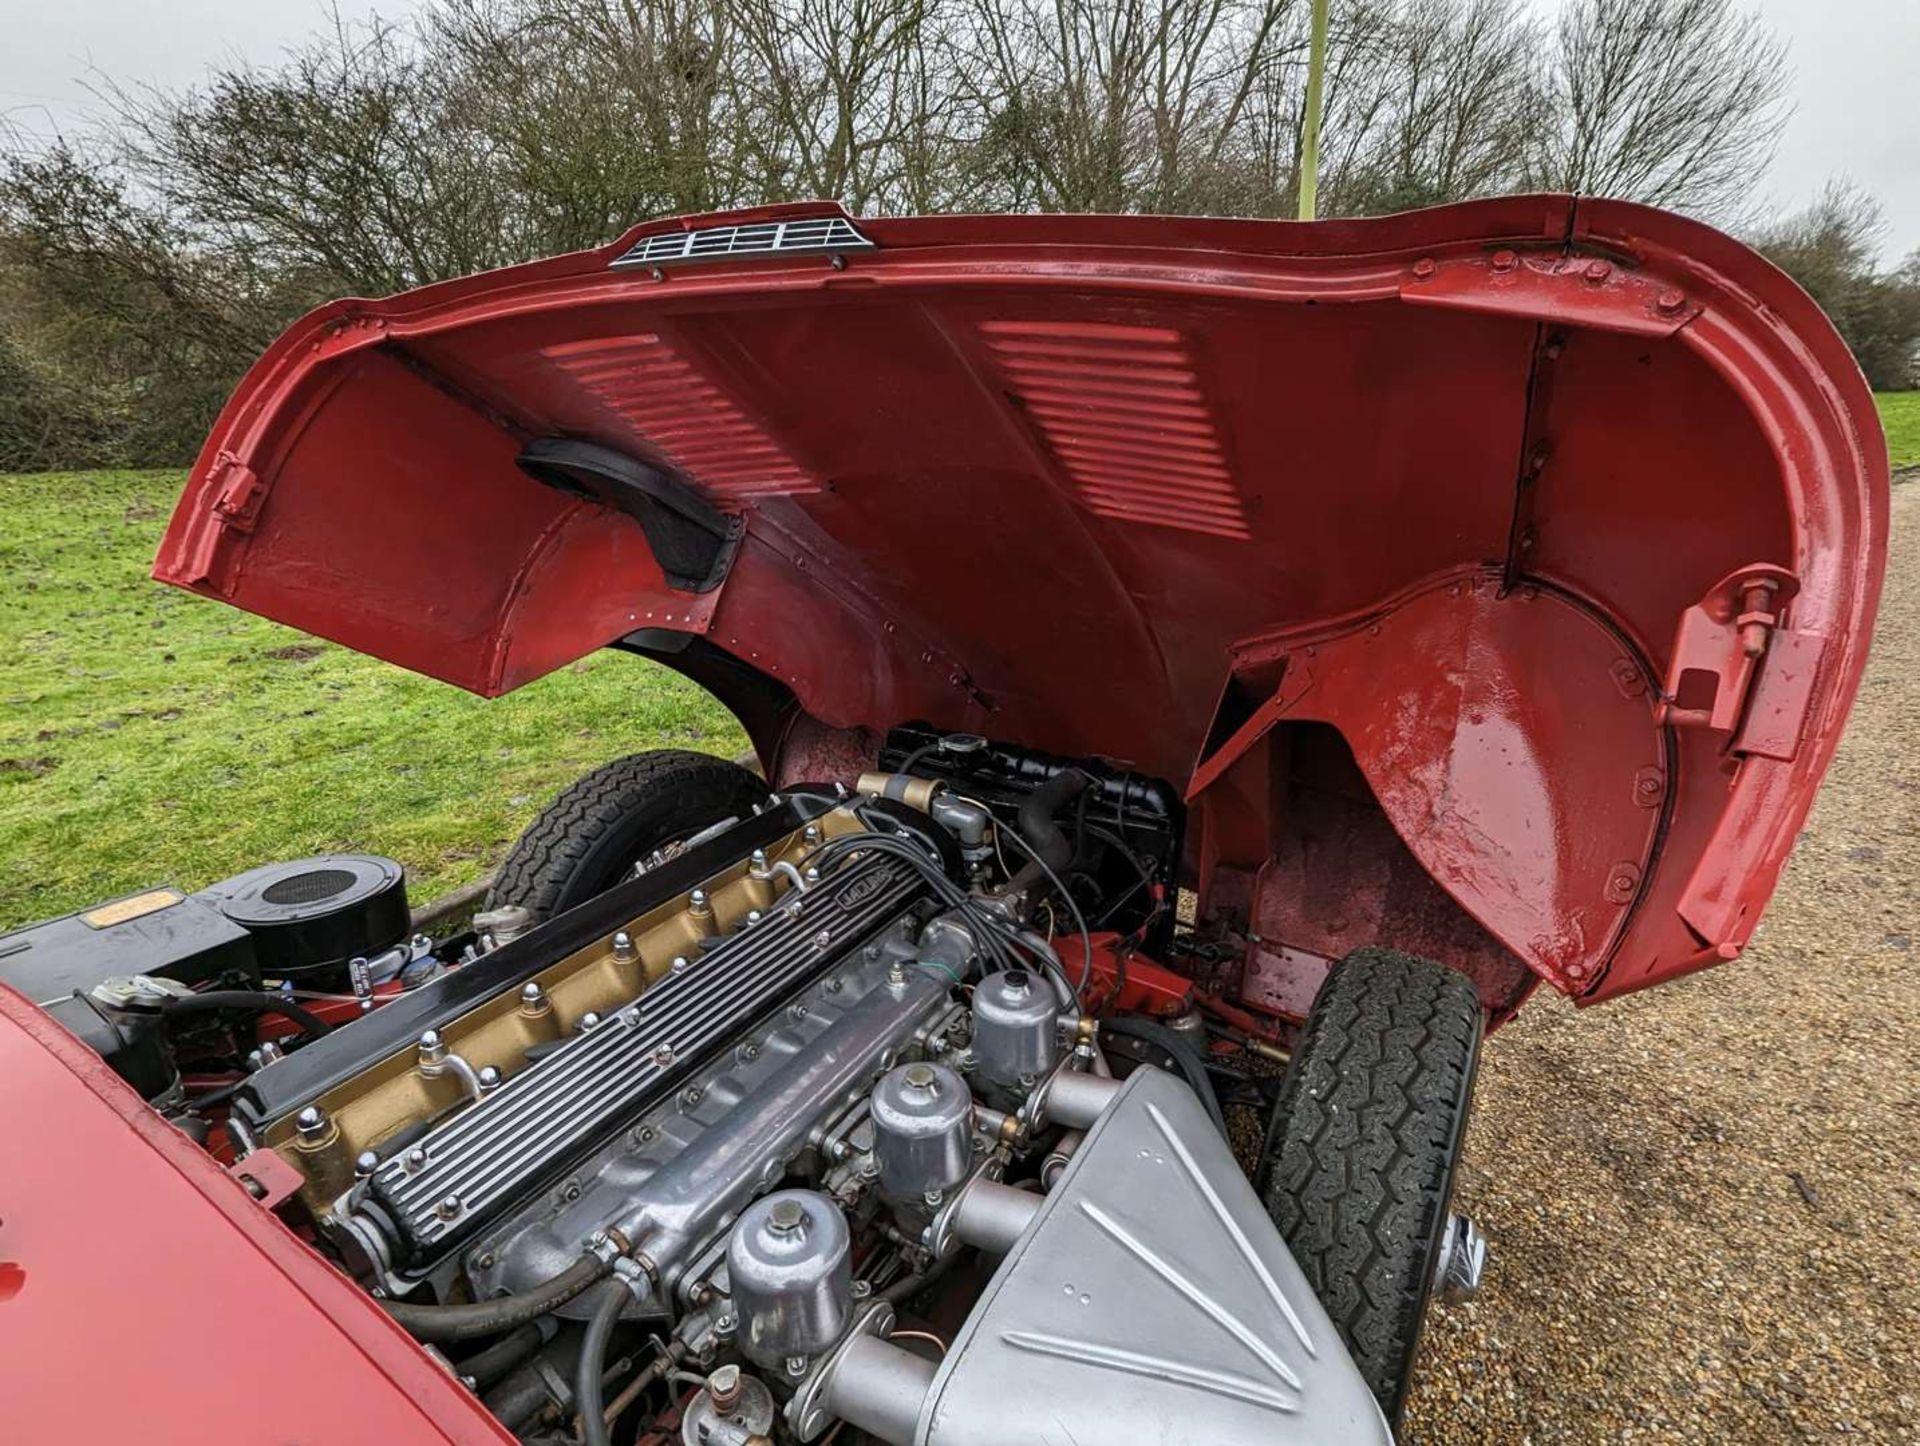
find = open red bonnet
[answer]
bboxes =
[156,197,1888,1010]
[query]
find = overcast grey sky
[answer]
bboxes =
[2,0,1915,259]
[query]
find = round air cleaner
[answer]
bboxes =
[206,855,409,987]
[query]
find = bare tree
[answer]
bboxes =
[1527,0,1788,220]
[953,0,1301,215]
[723,0,949,213]
[1328,0,1538,215]
[106,17,513,294]
[432,0,752,224]
[1753,180,1920,390]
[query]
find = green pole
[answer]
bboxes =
[1298,0,1330,220]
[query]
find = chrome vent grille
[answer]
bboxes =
[983,320,1251,541]
[612,216,873,269]
[543,334,822,498]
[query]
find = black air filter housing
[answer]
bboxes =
[205,855,409,988]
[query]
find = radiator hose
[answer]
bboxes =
[1005,768,1089,898]
[455,1321,549,1389]
[1018,769,1088,867]
[381,1252,609,1344]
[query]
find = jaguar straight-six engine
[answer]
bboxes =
[11,744,1390,1445]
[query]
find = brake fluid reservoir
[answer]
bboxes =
[972,969,1058,1091]
[727,1190,852,1368]
[871,1061,974,1203]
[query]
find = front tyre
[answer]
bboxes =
[1256,946,1485,1426]
[486,750,767,923]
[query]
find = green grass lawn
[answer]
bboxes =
[0,470,743,931]
[1880,392,1919,470]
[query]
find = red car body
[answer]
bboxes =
[0,985,512,1443]
[0,197,1884,1441]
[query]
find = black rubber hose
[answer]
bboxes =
[456,1321,547,1390]
[382,1253,609,1344]
[1102,1017,1229,1138]
[577,1280,630,1446]
[162,990,332,1041]
[997,831,1093,1001]
[1016,768,1089,874]
[894,741,940,777]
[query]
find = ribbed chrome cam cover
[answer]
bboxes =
[369,852,920,1265]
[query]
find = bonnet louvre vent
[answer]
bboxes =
[543,334,821,499]
[984,321,1251,541]
[611,216,873,269]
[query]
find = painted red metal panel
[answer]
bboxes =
[544,331,823,498]
[154,197,1887,1005]
[0,986,510,1445]
[1211,568,1665,995]
[1397,247,1700,336]
[980,320,1253,539]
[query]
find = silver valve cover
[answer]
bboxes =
[359,849,928,1272]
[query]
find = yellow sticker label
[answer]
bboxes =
[80,889,185,929]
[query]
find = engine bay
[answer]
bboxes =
[2,735,1390,1445]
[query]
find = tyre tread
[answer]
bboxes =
[1259,946,1483,1422]
[486,750,765,920]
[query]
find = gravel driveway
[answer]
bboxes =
[1403,483,1919,1443]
